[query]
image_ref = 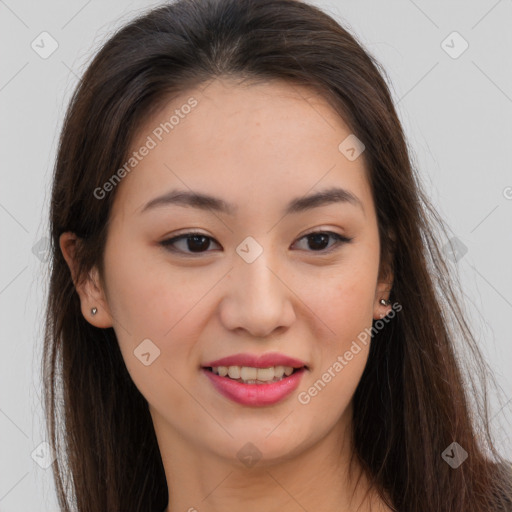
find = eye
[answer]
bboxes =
[159,230,353,255]
[292,230,353,252]
[160,232,221,254]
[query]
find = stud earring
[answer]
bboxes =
[91,307,98,315]
[379,298,390,306]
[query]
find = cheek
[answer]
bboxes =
[102,242,207,397]
[104,238,205,337]
[295,266,375,423]
[307,250,379,346]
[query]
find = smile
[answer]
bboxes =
[207,365,297,384]
[202,366,306,406]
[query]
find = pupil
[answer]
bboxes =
[308,233,329,251]
[187,235,210,252]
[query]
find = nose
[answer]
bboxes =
[219,254,296,338]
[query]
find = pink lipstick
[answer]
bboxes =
[201,352,308,406]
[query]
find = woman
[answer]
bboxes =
[43,0,512,510]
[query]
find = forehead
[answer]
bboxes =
[110,77,373,222]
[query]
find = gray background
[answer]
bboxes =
[1,0,511,510]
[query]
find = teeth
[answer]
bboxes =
[274,366,285,379]
[227,366,240,379]
[211,365,298,383]
[240,367,257,380]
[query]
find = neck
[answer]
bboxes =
[152,405,390,512]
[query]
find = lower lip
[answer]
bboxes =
[202,368,306,406]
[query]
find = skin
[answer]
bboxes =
[60,77,394,512]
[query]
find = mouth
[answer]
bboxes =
[200,353,309,405]
[201,364,308,406]
[202,365,306,385]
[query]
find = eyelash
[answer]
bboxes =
[159,230,353,256]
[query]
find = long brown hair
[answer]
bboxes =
[43,0,511,510]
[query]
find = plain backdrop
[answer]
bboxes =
[1,0,511,510]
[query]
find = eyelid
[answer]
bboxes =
[291,230,353,253]
[159,228,353,256]
[159,231,220,253]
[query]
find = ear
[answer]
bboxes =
[373,261,394,320]
[59,231,113,328]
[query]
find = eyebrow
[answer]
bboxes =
[139,186,364,216]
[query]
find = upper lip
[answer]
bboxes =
[202,352,308,369]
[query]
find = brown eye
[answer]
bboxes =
[160,233,220,254]
[292,231,353,253]
[160,230,352,256]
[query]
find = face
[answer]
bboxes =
[61,77,393,466]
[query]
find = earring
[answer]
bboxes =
[91,307,98,315]
[379,298,390,306]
